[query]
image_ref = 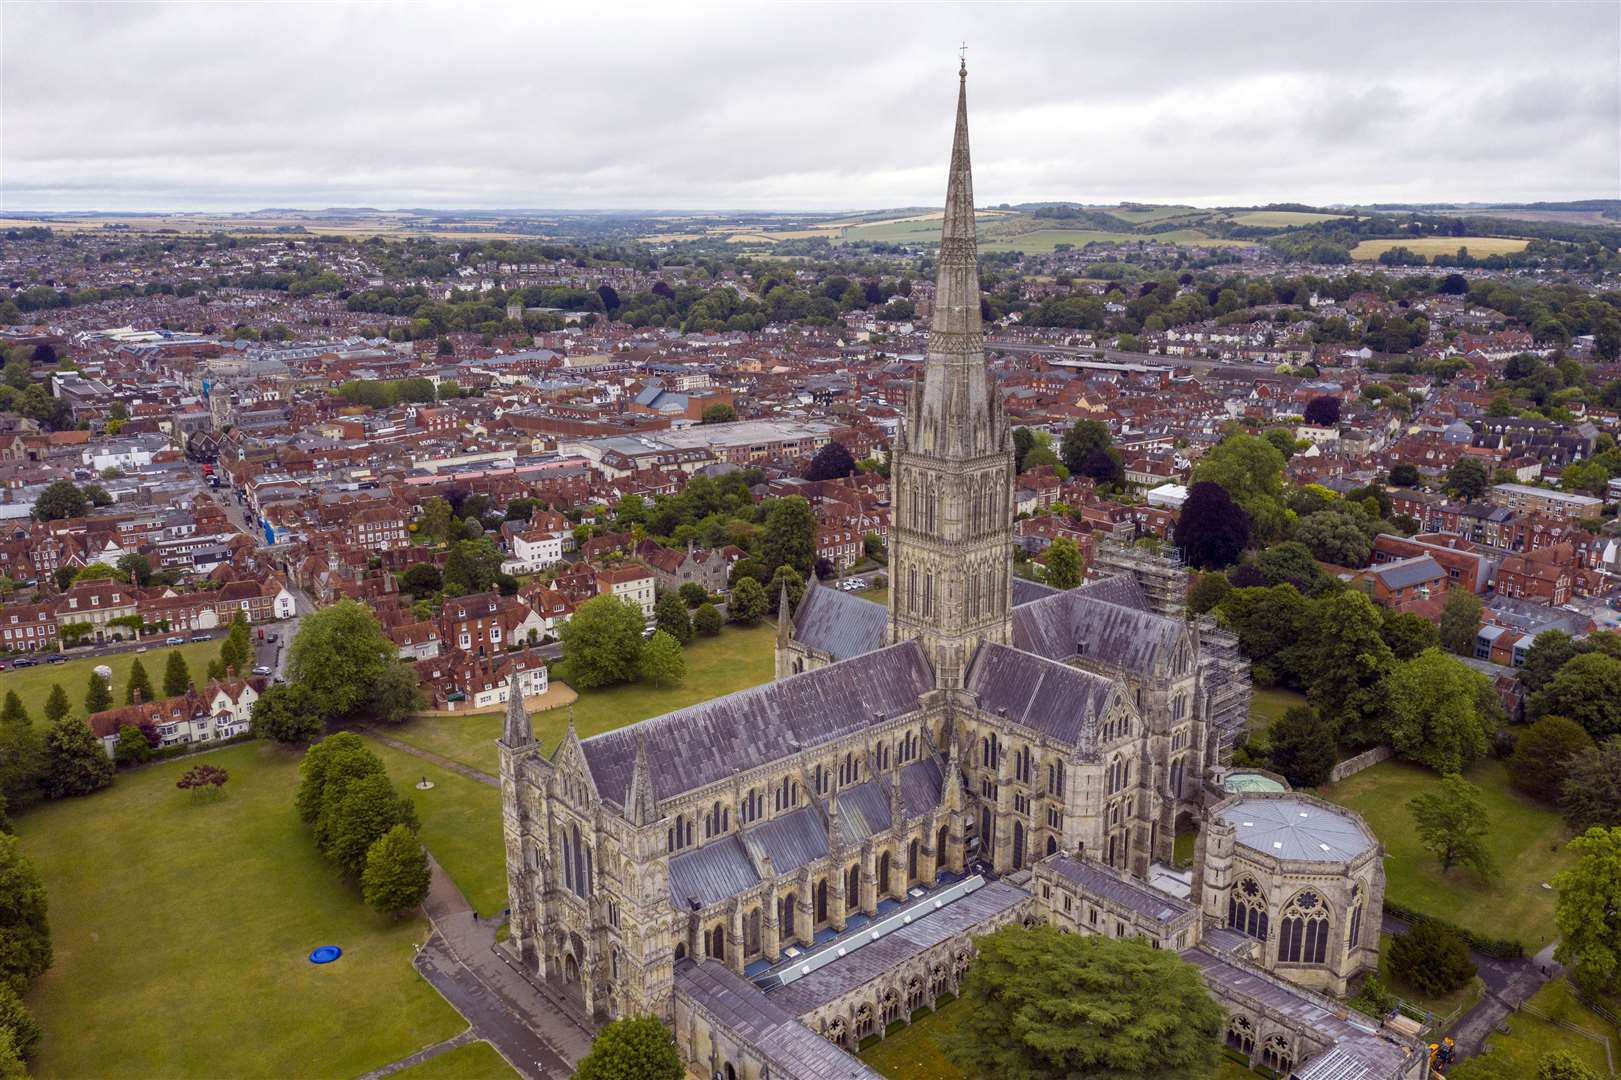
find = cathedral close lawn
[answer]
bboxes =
[391,1039,518,1080]
[1317,758,1574,944]
[15,742,465,1079]
[388,622,778,776]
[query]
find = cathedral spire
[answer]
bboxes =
[501,672,533,747]
[625,728,659,827]
[909,56,1001,459]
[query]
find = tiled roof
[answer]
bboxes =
[791,581,887,662]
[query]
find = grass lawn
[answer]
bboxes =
[15,742,465,1079]
[1247,686,1306,743]
[1213,1060,1260,1079]
[1173,827,1198,869]
[364,736,508,917]
[1475,978,1615,1077]
[1229,210,1350,227]
[1318,758,1574,945]
[859,996,970,1080]
[388,623,778,776]
[394,1041,517,1080]
[0,639,222,719]
[1349,236,1529,260]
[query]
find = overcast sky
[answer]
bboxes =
[4,2,1618,213]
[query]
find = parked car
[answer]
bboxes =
[166,635,186,645]
[11,657,37,668]
[44,654,66,664]
[264,632,278,643]
[251,665,273,677]
[189,633,211,643]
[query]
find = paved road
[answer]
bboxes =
[987,339,1284,379]
[414,861,594,1080]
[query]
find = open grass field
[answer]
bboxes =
[1349,236,1529,260]
[388,623,778,777]
[394,1041,517,1080]
[1246,686,1307,743]
[1101,205,1209,225]
[839,212,1007,245]
[859,996,970,1080]
[0,639,223,719]
[1474,978,1615,1077]
[15,742,464,1079]
[1317,758,1573,944]
[1229,210,1350,227]
[364,736,508,917]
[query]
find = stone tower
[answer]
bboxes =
[887,60,1014,689]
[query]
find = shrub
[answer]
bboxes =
[1388,919,1477,996]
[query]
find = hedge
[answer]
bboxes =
[1382,899,1523,960]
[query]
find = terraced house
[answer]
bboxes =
[498,64,1426,1080]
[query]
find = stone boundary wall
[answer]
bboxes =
[1329,746,1394,783]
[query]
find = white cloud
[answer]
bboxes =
[2,1,1616,210]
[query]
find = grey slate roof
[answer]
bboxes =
[1011,578,1184,675]
[897,758,945,819]
[792,582,889,661]
[1369,555,1443,589]
[767,879,1030,1014]
[1044,854,1192,924]
[669,835,761,908]
[1217,797,1375,862]
[745,806,829,878]
[676,960,883,1080]
[581,641,934,806]
[1183,947,1414,1078]
[834,782,892,845]
[1011,577,1059,607]
[965,643,1117,753]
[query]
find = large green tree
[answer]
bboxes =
[162,650,192,698]
[767,564,806,615]
[125,657,154,705]
[41,718,113,799]
[219,613,252,677]
[1295,506,1374,567]
[947,926,1222,1080]
[1529,653,1621,741]
[251,683,323,744]
[639,630,686,689]
[41,685,69,725]
[573,1016,683,1080]
[1059,419,1112,477]
[286,600,411,725]
[31,480,86,522]
[1191,434,1288,543]
[1408,773,1496,878]
[1044,536,1083,589]
[83,673,111,715]
[1385,648,1494,774]
[692,603,723,637]
[1303,590,1394,748]
[652,592,692,645]
[1510,716,1596,803]
[1387,919,1476,997]
[0,834,50,994]
[559,595,647,689]
[361,823,431,916]
[1438,588,1484,656]
[1446,458,1489,500]
[1553,826,1621,994]
[443,538,503,594]
[1266,705,1340,788]
[728,577,768,624]
[759,496,816,578]
[1174,481,1250,570]
[1561,737,1621,832]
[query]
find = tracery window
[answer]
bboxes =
[1262,1035,1292,1073]
[1227,877,1269,941]
[1226,1015,1255,1055]
[1279,890,1331,965]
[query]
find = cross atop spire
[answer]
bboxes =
[959,42,967,78]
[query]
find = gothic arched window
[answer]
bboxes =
[1348,882,1364,949]
[1263,1035,1292,1073]
[1227,877,1268,941]
[1279,890,1331,965]
[1226,1015,1255,1055]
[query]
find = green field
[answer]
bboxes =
[979,228,1249,254]
[15,743,464,1079]
[365,736,507,917]
[859,996,970,1080]
[1101,205,1210,225]
[1471,978,1615,1077]
[0,640,223,719]
[1229,210,1350,227]
[838,212,1008,244]
[1350,236,1529,260]
[395,1040,518,1080]
[1318,758,1573,944]
[388,623,778,777]
[1247,687,1307,743]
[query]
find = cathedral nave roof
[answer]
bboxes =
[965,643,1120,754]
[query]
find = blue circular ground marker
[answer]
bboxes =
[309,946,342,964]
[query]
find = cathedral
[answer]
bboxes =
[499,62,1428,1080]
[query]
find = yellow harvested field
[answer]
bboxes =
[1230,210,1351,227]
[1351,236,1529,260]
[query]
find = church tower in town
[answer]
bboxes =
[887,60,1015,688]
